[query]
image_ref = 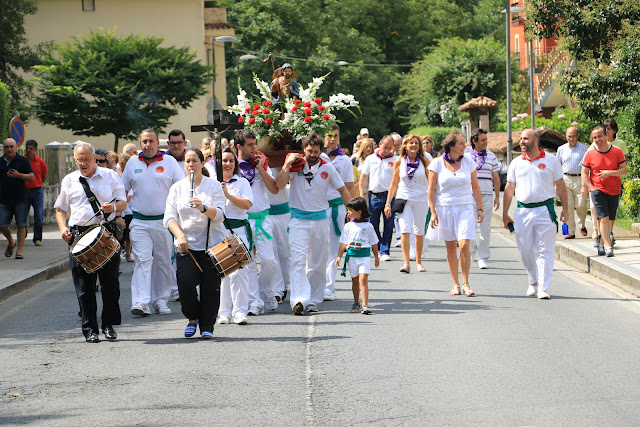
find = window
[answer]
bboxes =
[82,0,95,12]
[514,35,520,62]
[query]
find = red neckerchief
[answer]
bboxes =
[319,157,327,166]
[138,151,164,166]
[375,149,393,159]
[522,148,545,162]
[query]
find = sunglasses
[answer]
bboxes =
[97,159,107,164]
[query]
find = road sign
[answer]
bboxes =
[9,117,25,146]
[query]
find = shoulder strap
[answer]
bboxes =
[206,218,211,249]
[79,177,102,216]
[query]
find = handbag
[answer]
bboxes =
[78,177,124,242]
[391,198,407,213]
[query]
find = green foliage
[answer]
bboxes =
[0,81,9,141]
[528,0,640,121]
[495,108,598,140]
[398,38,508,128]
[0,0,40,120]
[618,90,640,219]
[32,29,211,151]
[407,126,458,149]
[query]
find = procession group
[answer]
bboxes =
[50,120,627,342]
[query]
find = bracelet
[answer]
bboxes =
[477,208,483,211]
[385,203,391,207]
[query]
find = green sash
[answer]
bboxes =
[132,211,164,221]
[424,207,432,235]
[340,247,371,277]
[269,202,291,216]
[291,208,327,221]
[328,197,343,236]
[224,218,254,251]
[247,209,273,240]
[517,198,558,231]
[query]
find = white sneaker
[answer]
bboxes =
[248,305,263,316]
[217,315,230,324]
[232,314,248,325]
[154,300,171,314]
[267,297,278,311]
[478,259,488,269]
[394,240,401,248]
[526,285,538,297]
[306,305,319,313]
[323,291,336,301]
[170,292,180,302]
[409,251,416,261]
[537,290,551,299]
[131,303,151,317]
[380,254,391,262]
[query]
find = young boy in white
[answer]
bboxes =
[335,197,379,315]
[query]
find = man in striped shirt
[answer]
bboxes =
[465,128,500,269]
[556,127,588,238]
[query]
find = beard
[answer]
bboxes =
[306,155,319,165]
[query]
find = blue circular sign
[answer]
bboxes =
[9,117,25,146]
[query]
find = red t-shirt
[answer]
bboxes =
[582,145,625,195]
[25,156,48,189]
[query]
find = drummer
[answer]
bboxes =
[54,142,127,343]
[164,148,226,339]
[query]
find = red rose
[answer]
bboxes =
[265,118,273,125]
[262,108,271,114]
[294,99,302,104]
[245,107,251,113]
[262,101,268,106]
[292,106,299,112]
[238,116,245,123]
[304,102,311,108]
[314,97,321,104]
[322,114,330,120]
[248,118,256,125]
[304,108,312,115]
[253,104,261,110]
[265,100,273,106]
[252,110,260,116]
[317,105,325,111]
[304,116,312,123]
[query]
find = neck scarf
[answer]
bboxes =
[208,158,216,167]
[470,149,487,170]
[522,148,546,162]
[443,153,462,164]
[138,151,164,163]
[327,147,344,157]
[375,149,393,159]
[406,157,420,180]
[224,175,237,184]
[238,158,255,185]
[350,218,368,223]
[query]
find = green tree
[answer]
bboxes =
[32,29,211,151]
[0,80,9,140]
[0,0,40,120]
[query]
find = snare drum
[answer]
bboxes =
[70,225,121,273]
[206,235,252,277]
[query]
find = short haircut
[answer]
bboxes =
[221,146,240,176]
[441,131,464,154]
[591,125,606,137]
[380,135,393,145]
[469,128,487,149]
[168,129,186,140]
[603,118,618,138]
[234,129,256,147]
[141,128,159,140]
[25,139,38,149]
[74,142,95,155]
[346,196,371,219]
[330,123,340,133]
[95,147,109,156]
[301,132,324,149]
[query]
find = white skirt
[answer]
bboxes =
[426,204,476,242]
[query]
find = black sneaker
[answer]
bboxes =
[597,244,605,256]
[610,232,616,247]
[594,235,601,248]
[292,302,304,316]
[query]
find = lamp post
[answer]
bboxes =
[237,53,257,90]
[210,35,237,119]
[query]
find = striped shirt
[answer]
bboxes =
[464,150,500,195]
[556,142,588,174]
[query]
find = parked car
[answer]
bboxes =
[498,159,508,190]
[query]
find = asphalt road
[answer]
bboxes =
[1,227,639,426]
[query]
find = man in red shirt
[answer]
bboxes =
[24,140,48,246]
[581,126,627,257]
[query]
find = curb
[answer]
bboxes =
[0,258,70,302]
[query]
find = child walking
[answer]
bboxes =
[335,197,379,314]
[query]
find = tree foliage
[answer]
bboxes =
[0,80,9,141]
[0,0,40,120]
[32,29,211,151]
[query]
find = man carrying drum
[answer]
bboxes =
[55,142,127,343]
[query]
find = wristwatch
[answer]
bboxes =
[201,204,208,213]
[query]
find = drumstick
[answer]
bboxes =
[81,198,117,227]
[188,250,203,272]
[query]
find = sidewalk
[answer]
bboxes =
[0,224,70,301]
[495,192,640,297]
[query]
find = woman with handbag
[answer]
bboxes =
[384,134,430,273]
[164,148,226,339]
[217,147,254,325]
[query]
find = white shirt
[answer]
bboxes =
[397,157,428,201]
[267,180,290,205]
[428,156,475,206]
[322,153,354,200]
[204,159,218,180]
[224,175,253,220]
[55,167,126,227]
[289,158,344,212]
[167,151,187,178]
[163,176,226,251]
[340,221,379,249]
[507,150,564,204]
[464,150,500,195]
[121,154,183,216]
[360,152,398,193]
[239,164,275,213]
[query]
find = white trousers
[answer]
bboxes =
[473,194,494,260]
[325,204,346,294]
[270,212,291,297]
[246,215,279,309]
[129,218,174,306]
[218,228,250,318]
[514,206,557,292]
[563,175,587,235]
[289,217,329,308]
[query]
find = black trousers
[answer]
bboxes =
[70,251,121,337]
[176,251,221,334]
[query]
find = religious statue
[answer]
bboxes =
[270,63,300,104]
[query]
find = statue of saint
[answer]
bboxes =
[270,63,300,104]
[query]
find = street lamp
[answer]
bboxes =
[237,53,257,89]
[210,35,237,117]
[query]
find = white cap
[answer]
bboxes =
[360,128,369,135]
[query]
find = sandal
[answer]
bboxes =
[361,305,372,315]
[462,285,475,297]
[5,242,15,258]
[351,303,361,313]
[184,322,198,337]
[399,264,410,273]
[126,254,134,262]
[449,285,461,295]
[416,264,426,272]
[15,254,24,260]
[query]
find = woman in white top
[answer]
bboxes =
[384,134,430,273]
[164,148,226,339]
[427,132,483,297]
[217,147,254,325]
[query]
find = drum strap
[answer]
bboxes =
[79,177,103,218]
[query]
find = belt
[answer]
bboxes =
[341,247,371,277]
[291,208,327,221]
[328,197,343,236]
[26,187,43,192]
[564,173,580,177]
[224,218,254,251]
[247,209,273,240]
[132,211,164,220]
[269,202,290,216]
[517,198,558,231]
[370,191,388,197]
